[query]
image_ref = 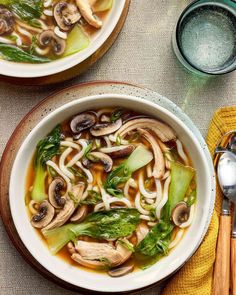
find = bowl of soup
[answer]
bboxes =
[0,0,125,78]
[9,94,214,292]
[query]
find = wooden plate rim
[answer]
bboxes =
[0,80,202,294]
[0,81,171,294]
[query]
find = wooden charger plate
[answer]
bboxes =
[0,1,130,86]
[0,81,169,294]
[0,81,214,293]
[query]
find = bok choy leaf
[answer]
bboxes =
[161,162,195,222]
[31,126,61,202]
[42,208,140,254]
[104,145,153,197]
[0,44,50,63]
[136,161,195,258]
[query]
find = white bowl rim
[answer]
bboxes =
[0,1,126,78]
[9,93,215,292]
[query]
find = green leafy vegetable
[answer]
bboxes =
[68,192,80,207]
[6,35,17,42]
[63,25,90,57]
[136,161,195,259]
[186,189,197,207]
[84,141,93,158]
[47,165,57,178]
[9,0,43,26]
[161,162,195,222]
[136,221,173,257]
[0,44,50,63]
[110,109,123,122]
[80,190,102,205]
[67,167,86,180]
[29,35,38,55]
[118,239,135,253]
[31,126,61,202]
[42,208,140,254]
[104,146,153,197]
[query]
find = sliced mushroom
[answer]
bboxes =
[123,115,149,124]
[31,200,55,229]
[45,183,85,230]
[70,204,88,222]
[70,112,97,134]
[0,5,14,36]
[76,0,102,28]
[72,240,132,269]
[115,118,176,143]
[108,265,134,277]
[171,202,190,227]
[48,178,66,209]
[54,2,81,31]
[90,118,122,137]
[39,30,66,55]
[138,128,165,179]
[89,151,113,172]
[99,145,135,159]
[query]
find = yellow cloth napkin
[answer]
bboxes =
[162,106,236,295]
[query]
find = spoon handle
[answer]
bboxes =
[231,238,236,295]
[213,214,231,295]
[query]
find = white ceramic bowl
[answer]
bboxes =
[10,94,215,293]
[0,1,125,78]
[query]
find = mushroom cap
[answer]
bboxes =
[70,204,88,222]
[108,265,134,277]
[89,151,113,172]
[99,145,135,159]
[90,118,122,137]
[45,183,85,230]
[171,202,190,227]
[54,2,81,31]
[76,0,102,28]
[70,112,97,134]
[48,177,66,209]
[31,200,55,229]
[39,30,66,55]
[0,5,14,36]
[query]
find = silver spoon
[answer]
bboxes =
[218,151,236,203]
[215,150,236,295]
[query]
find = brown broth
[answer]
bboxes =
[25,107,196,274]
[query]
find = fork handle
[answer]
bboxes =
[213,214,231,295]
[231,238,236,295]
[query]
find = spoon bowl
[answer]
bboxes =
[218,151,236,203]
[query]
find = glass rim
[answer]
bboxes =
[175,0,236,75]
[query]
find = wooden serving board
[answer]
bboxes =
[0,81,169,294]
[0,1,130,86]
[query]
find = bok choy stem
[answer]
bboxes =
[31,126,61,202]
